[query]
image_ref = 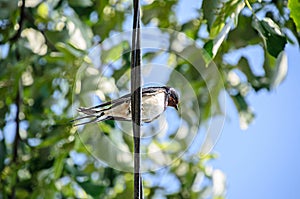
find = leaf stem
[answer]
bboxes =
[244,0,256,16]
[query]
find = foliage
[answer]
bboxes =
[0,0,298,198]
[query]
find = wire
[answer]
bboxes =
[130,0,143,198]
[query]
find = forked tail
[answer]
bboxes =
[70,107,108,126]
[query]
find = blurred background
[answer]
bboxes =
[213,42,300,199]
[0,0,299,198]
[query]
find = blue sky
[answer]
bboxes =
[212,42,300,199]
[174,1,300,198]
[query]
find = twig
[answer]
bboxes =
[244,0,256,17]
[11,80,22,199]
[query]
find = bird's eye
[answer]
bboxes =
[171,94,178,101]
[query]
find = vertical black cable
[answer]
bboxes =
[131,0,142,198]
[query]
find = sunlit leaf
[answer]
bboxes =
[65,11,93,50]
[53,152,67,179]
[101,42,124,63]
[212,20,233,57]
[55,42,84,59]
[37,2,49,19]
[203,0,245,57]
[203,0,244,37]
[288,0,300,32]
[21,28,47,55]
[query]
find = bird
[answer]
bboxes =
[71,86,179,126]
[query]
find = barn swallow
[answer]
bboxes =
[72,86,179,126]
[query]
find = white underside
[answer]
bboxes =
[104,92,166,122]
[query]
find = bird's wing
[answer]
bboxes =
[71,93,131,126]
[71,115,113,126]
[83,87,166,110]
[85,93,132,110]
[141,87,167,98]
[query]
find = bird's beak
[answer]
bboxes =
[175,104,178,111]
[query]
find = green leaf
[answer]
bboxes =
[270,51,288,89]
[202,0,245,57]
[181,19,201,39]
[237,57,256,83]
[202,0,221,31]
[231,93,254,130]
[203,40,213,58]
[203,40,213,64]
[0,0,18,19]
[203,0,244,37]
[288,0,300,32]
[53,152,67,179]
[232,93,248,112]
[212,20,232,57]
[142,1,177,28]
[68,0,93,7]
[228,15,260,48]
[15,188,30,199]
[101,42,124,63]
[263,51,276,79]
[65,10,93,50]
[55,42,84,60]
[44,28,69,45]
[79,181,105,197]
[252,18,287,58]
[37,131,68,149]
[37,2,50,19]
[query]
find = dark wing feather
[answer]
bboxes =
[84,86,167,109]
[141,86,167,96]
[72,116,113,126]
[70,114,96,123]
[85,93,131,109]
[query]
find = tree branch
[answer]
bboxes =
[11,80,22,199]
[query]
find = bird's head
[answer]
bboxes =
[167,87,179,110]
